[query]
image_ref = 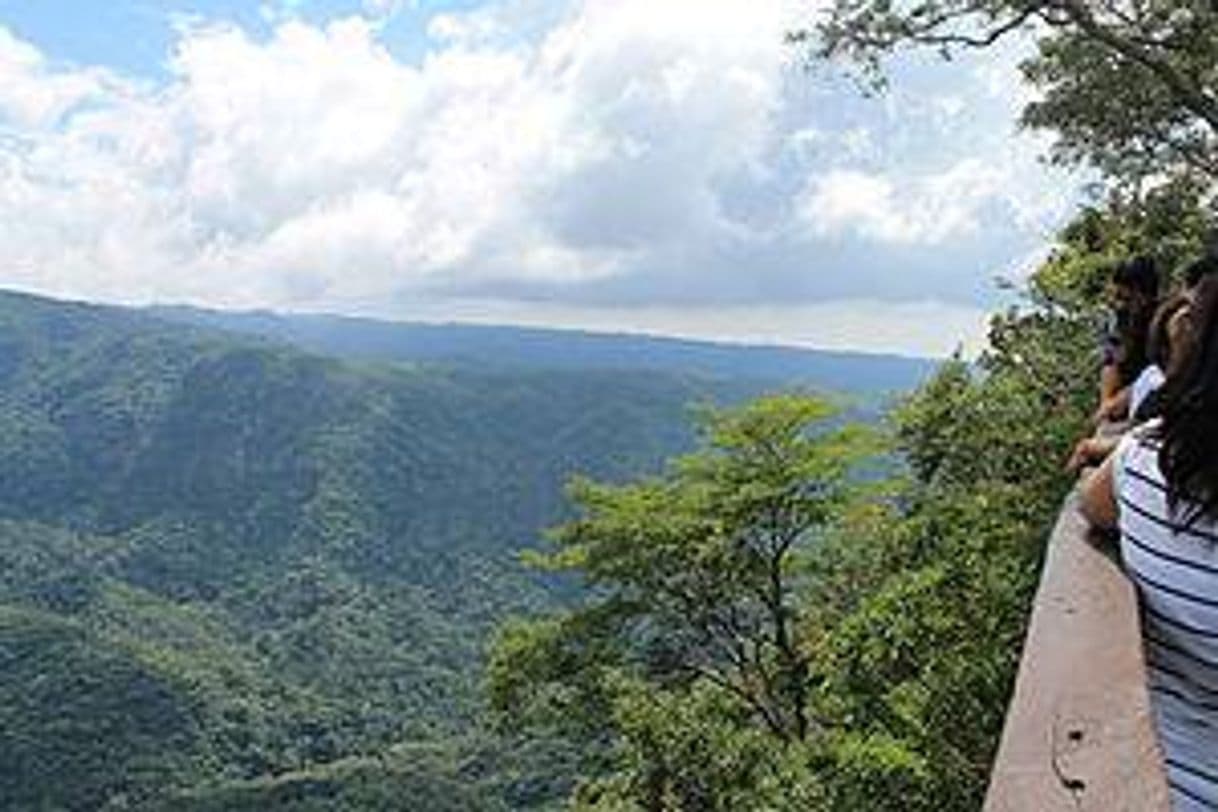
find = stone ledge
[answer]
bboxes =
[984,490,1169,811]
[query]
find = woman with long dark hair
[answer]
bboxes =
[1094,256,1160,423]
[1083,274,1218,808]
[1130,292,1193,420]
[1067,293,1193,472]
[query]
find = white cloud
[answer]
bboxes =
[0,0,1078,353]
[426,9,506,44]
[0,28,130,129]
[797,159,1008,244]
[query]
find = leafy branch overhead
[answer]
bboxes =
[792,0,1218,185]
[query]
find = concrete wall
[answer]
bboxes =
[984,490,1170,811]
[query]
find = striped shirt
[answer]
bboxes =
[1115,425,1218,810]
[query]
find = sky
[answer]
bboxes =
[0,0,1083,357]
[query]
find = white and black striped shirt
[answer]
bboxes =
[1115,425,1218,810]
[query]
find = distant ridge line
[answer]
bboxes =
[145,303,936,395]
[148,303,934,362]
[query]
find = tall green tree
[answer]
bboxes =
[488,394,874,809]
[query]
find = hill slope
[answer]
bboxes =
[0,290,924,808]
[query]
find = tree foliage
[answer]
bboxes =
[491,194,1217,809]
[489,394,874,807]
[806,188,1213,806]
[4,291,888,810]
[793,0,1218,186]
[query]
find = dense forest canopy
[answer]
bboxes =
[0,290,926,810]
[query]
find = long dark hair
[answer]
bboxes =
[1113,256,1159,385]
[1147,293,1191,371]
[1157,275,1218,524]
[1134,293,1192,422]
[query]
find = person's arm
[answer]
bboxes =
[1094,363,1131,423]
[1080,451,1119,529]
[1066,435,1119,474]
[1100,361,1122,403]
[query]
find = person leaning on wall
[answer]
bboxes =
[1065,255,1163,474]
[1081,273,1218,809]
[1129,293,1194,423]
[1067,290,1194,473]
[1095,256,1161,425]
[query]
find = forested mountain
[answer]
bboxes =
[0,289,927,810]
[149,306,932,395]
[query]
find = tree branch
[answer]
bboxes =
[1056,0,1218,132]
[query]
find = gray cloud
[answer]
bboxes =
[0,1,1077,354]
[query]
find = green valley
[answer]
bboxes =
[0,289,928,810]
